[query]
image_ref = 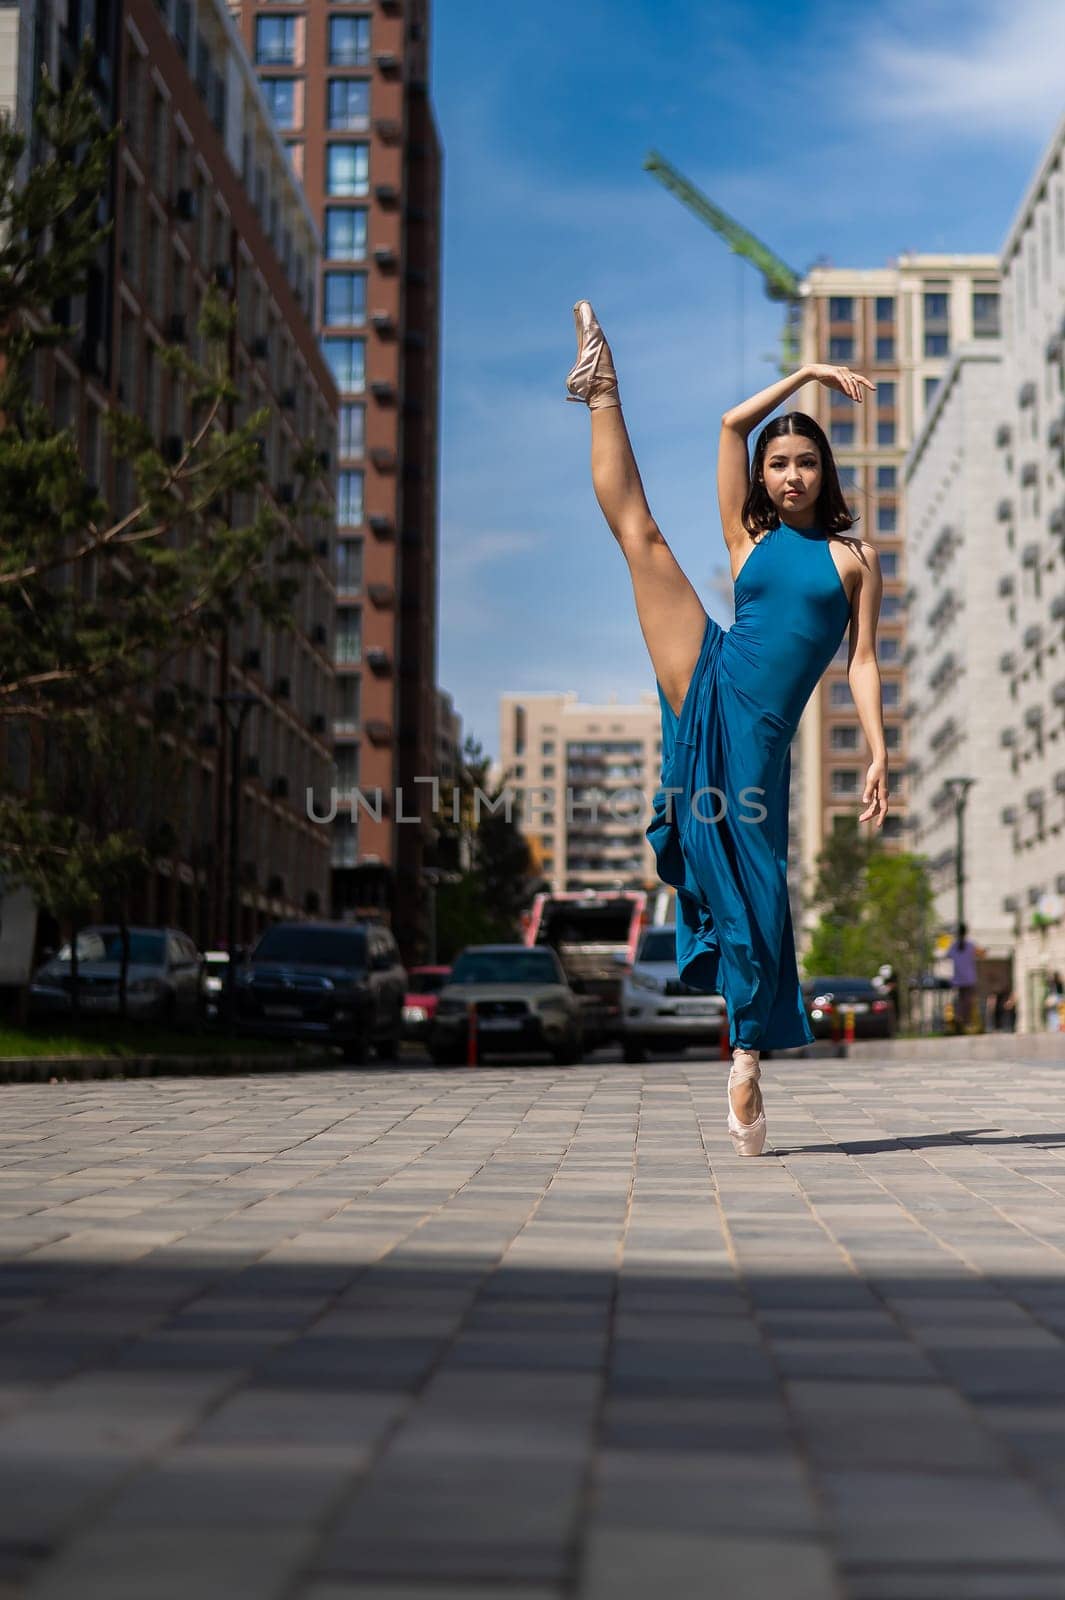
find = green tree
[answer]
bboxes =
[0,52,327,937]
[803,819,934,1026]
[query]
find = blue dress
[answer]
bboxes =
[646,520,852,1051]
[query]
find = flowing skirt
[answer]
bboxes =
[645,614,815,1051]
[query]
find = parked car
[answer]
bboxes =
[617,925,727,1062]
[801,976,896,1040]
[429,944,583,1066]
[402,964,452,1042]
[234,920,406,1063]
[29,926,203,1024]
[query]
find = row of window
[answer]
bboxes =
[829,680,902,708]
[830,419,899,447]
[837,465,897,490]
[262,77,370,132]
[828,334,951,362]
[827,291,999,326]
[255,14,371,67]
[829,725,902,751]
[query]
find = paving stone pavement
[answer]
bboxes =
[2,1045,1065,1599]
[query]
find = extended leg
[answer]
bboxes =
[590,405,707,718]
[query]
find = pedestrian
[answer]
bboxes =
[946,922,978,1033]
[566,303,887,1157]
[1045,971,1065,1032]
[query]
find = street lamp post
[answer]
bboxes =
[215,691,260,1024]
[944,776,976,932]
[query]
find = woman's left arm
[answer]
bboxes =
[845,542,889,828]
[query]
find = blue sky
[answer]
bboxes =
[430,0,1065,760]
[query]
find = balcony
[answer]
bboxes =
[368,514,394,539]
[367,582,395,607]
[370,380,397,404]
[374,51,401,74]
[1018,380,1037,407]
[365,647,391,675]
[995,422,1011,448]
[997,499,1014,522]
[371,310,397,337]
[374,116,401,142]
[364,719,392,745]
[370,446,397,471]
[998,574,1015,598]
[373,245,398,271]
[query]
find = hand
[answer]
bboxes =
[860,757,889,828]
[807,363,876,402]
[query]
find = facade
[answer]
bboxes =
[230,0,443,960]
[903,341,1016,966]
[793,255,1001,939]
[989,113,1065,1031]
[498,693,663,893]
[6,0,339,951]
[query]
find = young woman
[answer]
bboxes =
[565,300,889,1156]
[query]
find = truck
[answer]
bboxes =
[522,889,649,1051]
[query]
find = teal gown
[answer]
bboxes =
[646,520,852,1051]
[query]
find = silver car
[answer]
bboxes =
[30,926,203,1024]
[617,926,726,1062]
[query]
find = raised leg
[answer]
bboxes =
[590,405,707,718]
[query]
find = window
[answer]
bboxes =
[328,15,371,65]
[877,421,896,446]
[336,607,362,665]
[323,336,365,393]
[830,682,852,707]
[338,402,365,457]
[876,381,895,409]
[836,465,858,489]
[830,726,859,750]
[326,142,369,197]
[881,595,902,620]
[830,421,854,446]
[875,336,895,361]
[335,537,363,590]
[879,551,898,578]
[875,297,895,322]
[323,271,366,325]
[881,681,901,707]
[924,332,949,357]
[328,78,370,131]
[829,336,854,361]
[337,468,364,524]
[542,741,555,754]
[884,724,901,751]
[324,207,367,260]
[829,296,854,321]
[923,291,949,321]
[924,376,940,406]
[879,637,900,662]
[261,77,296,130]
[830,389,852,408]
[831,770,860,796]
[255,15,296,64]
[876,465,896,489]
[877,505,897,532]
[972,291,1000,334]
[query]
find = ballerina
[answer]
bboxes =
[565,300,889,1155]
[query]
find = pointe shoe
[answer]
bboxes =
[565,300,621,410]
[727,1047,767,1157]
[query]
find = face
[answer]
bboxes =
[759,434,823,521]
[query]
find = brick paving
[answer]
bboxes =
[2,1045,1065,1599]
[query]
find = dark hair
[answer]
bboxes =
[741,412,859,539]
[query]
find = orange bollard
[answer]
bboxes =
[466,1000,478,1067]
[844,1006,856,1045]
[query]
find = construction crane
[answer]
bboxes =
[643,149,806,374]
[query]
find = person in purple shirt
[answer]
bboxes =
[947,922,978,1032]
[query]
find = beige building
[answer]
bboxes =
[988,109,1065,1031]
[792,255,1001,938]
[498,694,663,892]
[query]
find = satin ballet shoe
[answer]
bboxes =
[565,299,621,410]
[727,1047,767,1157]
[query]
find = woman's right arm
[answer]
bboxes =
[718,364,817,543]
[717,363,874,543]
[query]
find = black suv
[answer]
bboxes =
[234,920,407,1063]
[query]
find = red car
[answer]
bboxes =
[402,965,453,1042]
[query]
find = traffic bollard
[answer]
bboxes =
[466,1001,478,1067]
[844,1006,856,1045]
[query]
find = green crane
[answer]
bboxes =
[643,148,805,373]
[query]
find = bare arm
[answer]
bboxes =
[845,543,889,827]
[717,365,817,542]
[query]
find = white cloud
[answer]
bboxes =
[859,0,1065,139]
